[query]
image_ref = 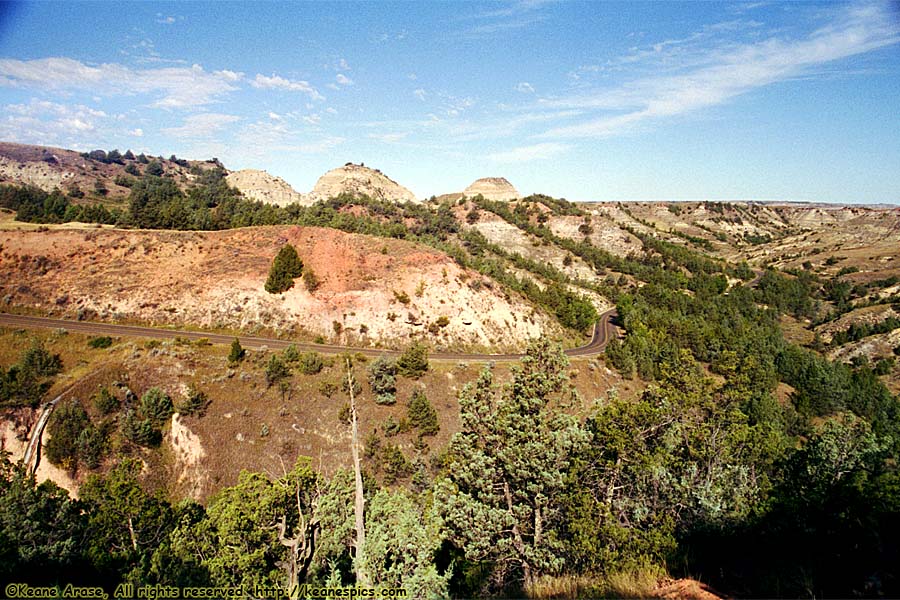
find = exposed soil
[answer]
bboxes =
[0,222,567,351]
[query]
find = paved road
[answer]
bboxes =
[0,310,619,362]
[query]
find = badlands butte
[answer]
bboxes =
[1,140,900,497]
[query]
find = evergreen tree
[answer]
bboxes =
[395,342,429,379]
[265,244,304,294]
[368,356,397,404]
[407,390,438,436]
[140,387,174,427]
[44,400,90,471]
[265,355,291,387]
[361,490,450,597]
[436,338,587,589]
[228,338,245,364]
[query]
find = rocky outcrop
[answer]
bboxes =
[310,163,418,203]
[225,169,312,207]
[0,155,75,192]
[464,177,520,201]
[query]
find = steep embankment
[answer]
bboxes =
[0,224,566,351]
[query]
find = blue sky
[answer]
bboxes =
[0,1,898,203]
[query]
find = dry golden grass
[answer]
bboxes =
[526,564,666,599]
[1,327,625,502]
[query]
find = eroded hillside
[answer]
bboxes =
[0,222,568,352]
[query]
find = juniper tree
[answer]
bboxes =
[368,356,396,404]
[361,490,450,597]
[395,342,428,379]
[228,338,245,364]
[265,244,303,294]
[435,337,587,590]
[407,390,438,436]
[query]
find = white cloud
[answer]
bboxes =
[458,0,553,36]
[335,73,353,86]
[488,142,570,163]
[325,107,338,115]
[268,111,283,121]
[215,69,244,82]
[367,132,409,143]
[162,113,240,138]
[156,15,177,25]
[6,99,106,119]
[541,3,900,139]
[413,88,427,101]
[232,120,345,162]
[130,128,144,137]
[0,98,110,145]
[251,73,324,100]
[302,114,321,125]
[515,82,535,94]
[0,57,240,108]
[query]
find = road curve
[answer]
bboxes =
[0,310,618,362]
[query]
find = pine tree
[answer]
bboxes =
[264,244,303,294]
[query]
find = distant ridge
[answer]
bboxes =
[463,177,521,201]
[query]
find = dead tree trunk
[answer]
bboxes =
[277,481,320,591]
[347,358,370,586]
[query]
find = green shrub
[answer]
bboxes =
[303,268,320,292]
[177,385,209,416]
[375,393,396,406]
[337,403,350,424]
[140,387,174,426]
[87,336,113,349]
[298,352,324,375]
[318,380,338,398]
[368,356,397,398]
[92,386,119,415]
[383,415,401,437]
[282,345,301,363]
[265,355,291,387]
[365,430,381,458]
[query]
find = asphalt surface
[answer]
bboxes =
[0,309,618,362]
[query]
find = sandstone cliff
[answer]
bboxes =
[225,169,313,207]
[310,163,418,203]
[464,177,520,201]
